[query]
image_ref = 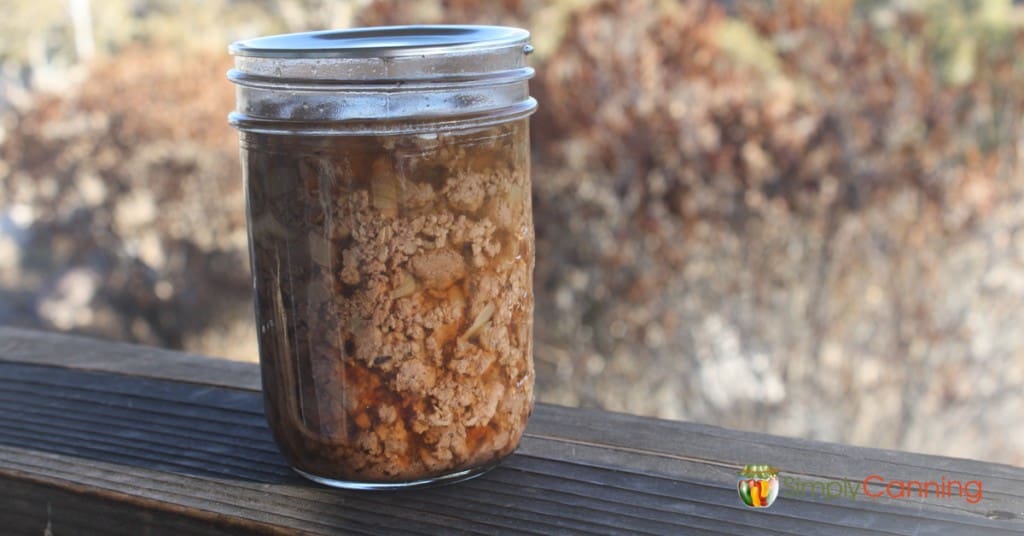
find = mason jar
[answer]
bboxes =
[228,26,536,489]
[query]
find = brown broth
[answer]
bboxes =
[241,120,534,482]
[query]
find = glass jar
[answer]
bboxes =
[228,26,537,489]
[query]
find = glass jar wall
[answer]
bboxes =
[229,25,537,489]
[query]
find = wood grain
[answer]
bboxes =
[0,327,1022,535]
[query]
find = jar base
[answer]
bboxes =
[292,463,496,490]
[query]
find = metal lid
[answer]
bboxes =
[229,25,530,59]
[227,25,536,135]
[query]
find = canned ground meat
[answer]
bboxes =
[229,26,537,489]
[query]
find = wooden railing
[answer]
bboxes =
[0,327,1021,534]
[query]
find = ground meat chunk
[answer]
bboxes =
[395,358,438,396]
[408,248,466,290]
[445,172,486,213]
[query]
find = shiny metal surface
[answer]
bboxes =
[228,25,536,133]
[229,25,529,59]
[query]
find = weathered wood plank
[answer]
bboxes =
[0,326,260,390]
[525,407,1024,517]
[537,404,1024,482]
[0,328,1022,535]
[2,330,1021,521]
[0,477,256,536]
[0,361,1013,534]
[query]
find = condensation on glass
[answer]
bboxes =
[228,26,537,489]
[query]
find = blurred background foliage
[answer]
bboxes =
[3,0,1024,464]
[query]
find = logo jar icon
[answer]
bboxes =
[738,465,779,508]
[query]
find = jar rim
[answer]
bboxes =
[227,25,536,132]
[229,99,536,136]
[229,25,530,60]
